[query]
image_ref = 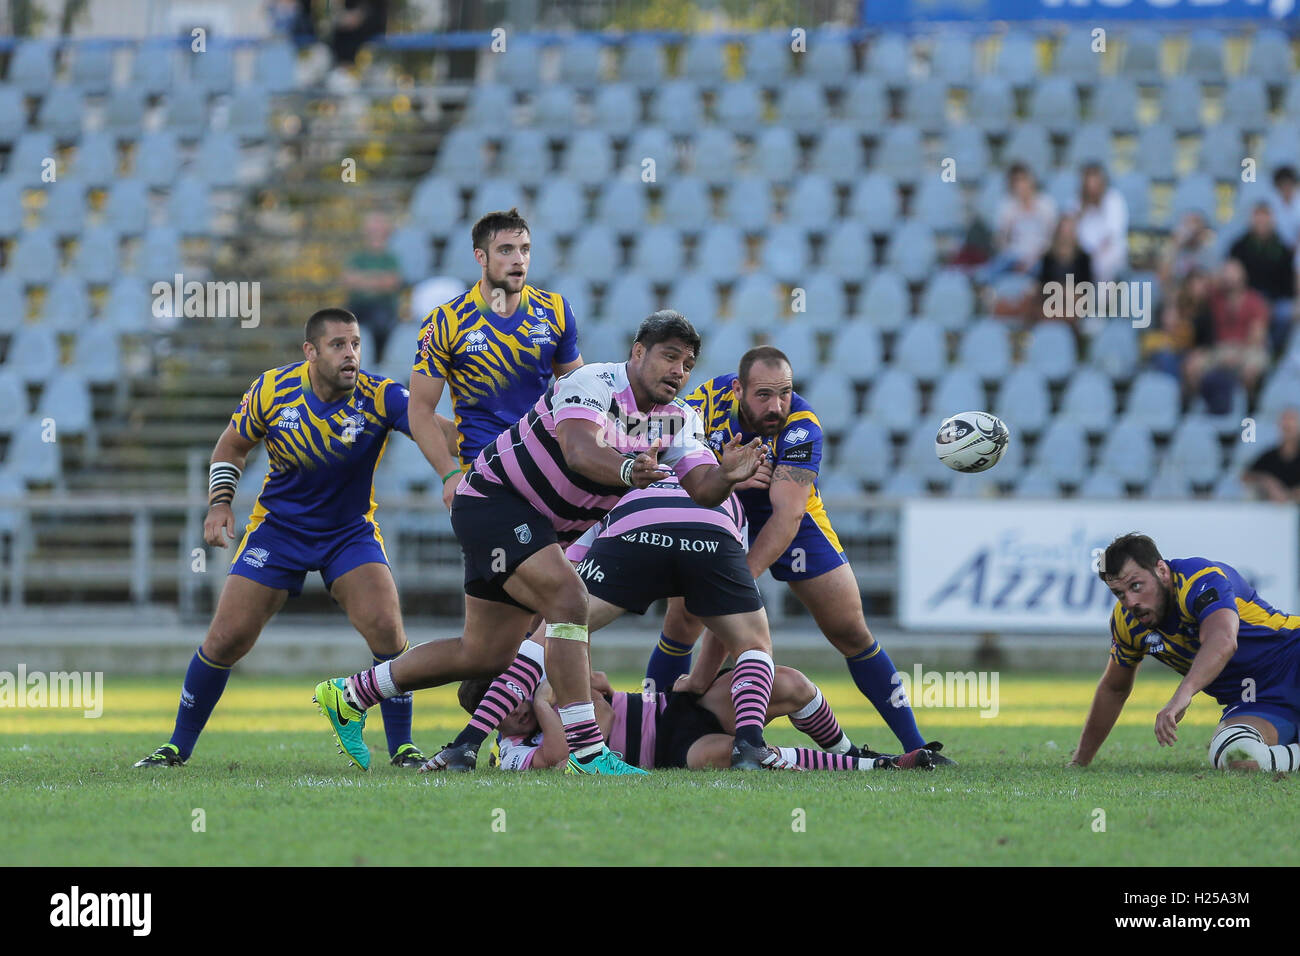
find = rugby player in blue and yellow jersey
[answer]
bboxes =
[655,346,953,763]
[133,309,427,771]
[405,208,583,512]
[1073,532,1300,772]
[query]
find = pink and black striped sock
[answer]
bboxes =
[558,701,604,758]
[778,747,874,771]
[731,650,775,749]
[345,662,398,711]
[454,639,544,749]
[788,687,851,753]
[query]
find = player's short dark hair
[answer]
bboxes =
[472,207,530,252]
[738,346,792,385]
[1274,165,1297,188]
[304,308,358,347]
[457,678,492,716]
[634,309,701,358]
[1006,162,1031,184]
[1098,533,1163,581]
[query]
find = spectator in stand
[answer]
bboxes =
[1032,213,1093,326]
[344,212,403,362]
[1158,210,1219,289]
[1228,201,1297,353]
[268,0,316,44]
[331,0,387,66]
[1269,166,1300,248]
[1184,259,1271,406]
[1242,407,1300,502]
[1072,162,1129,283]
[977,163,1058,283]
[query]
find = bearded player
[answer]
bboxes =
[1072,532,1300,772]
[649,346,953,764]
[406,208,583,510]
[133,309,427,769]
[312,311,767,774]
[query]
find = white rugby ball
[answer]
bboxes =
[935,411,1011,473]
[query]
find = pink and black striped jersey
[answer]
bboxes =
[457,361,718,538]
[564,477,747,564]
[496,691,667,772]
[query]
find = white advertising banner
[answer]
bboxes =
[899,501,1299,632]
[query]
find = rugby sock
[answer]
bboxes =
[731,650,775,749]
[372,643,413,757]
[168,648,233,761]
[454,638,545,749]
[558,701,604,759]
[1270,743,1300,771]
[789,687,852,753]
[345,661,399,711]
[845,643,926,751]
[778,747,875,771]
[644,633,694,695]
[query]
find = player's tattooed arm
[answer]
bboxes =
[745,464,815,578]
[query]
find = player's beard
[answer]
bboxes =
[486,258,526,298]
[738,400,784,437]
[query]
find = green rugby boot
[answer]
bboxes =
[314,678,370,770]
[132,743,185,768]
[565,746,649,776]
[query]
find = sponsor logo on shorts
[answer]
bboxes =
[464,329,490,353]
[576,558,605,582]
[514,524,532,545]
[274,406,301,430]
[242,547,270,569]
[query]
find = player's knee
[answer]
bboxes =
[543,583,588,628]
[1209,724,1271,771]
[202,627,253,665]
[363,611,405,651]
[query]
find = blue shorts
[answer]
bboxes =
[228,515,389,597]
[1219,645,1300,745]
[752,513,848,583]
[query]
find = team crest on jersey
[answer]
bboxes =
[514,524,532,544]
[785,427,809,444]
[242,547,270,569]
[274,406,301,430]
[464,329,490,353]
[340,413,367,443]
[1143,633,1165,655]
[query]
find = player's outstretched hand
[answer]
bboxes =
[1154,692,1191,746]
[203,503,237,548]
[735,459,773,492]
[719,433,767,483]
[630,437,671,489]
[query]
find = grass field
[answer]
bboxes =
[2,671,1296,867]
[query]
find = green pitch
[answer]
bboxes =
[1,672,1295,866]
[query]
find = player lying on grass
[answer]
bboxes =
[313,312,767,775]
[423,475,937,771]
[1072,532,1300,772]
[650,346,954,763]
[455,660,934,772]
[134,309,427,769]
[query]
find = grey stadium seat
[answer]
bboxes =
[10,417,61,485]
[495,39,542,90]
[1098,420,1156,485]
[7,132,56,188]
[1058,366,1116,434]
[1121,370,1181,433]
[785,174,837,231]
[1197,124,1246,183]
[826,319,881,383]
[941,124,990,184]
[409,176,461,237]
[71,321,122,386]
[0,369,26,437]
[821,221,873,282]
[74,130,119,189]
[1135,123,1177,181]
[1223,77,1269,134]
[837,419,892,487]
[8,40,56,96]
[1159,76,1203,134]
[805,28,855,86]
[10,325,59,385]
[625,127,675,177]
[801,371,856,435]
[169,175,212,238]
[662,176,712,234]
[866,33,910,86]
[730,273,780,329]
[1029,76,1079,136]
[1000,124,1051,180]
[1245,28,1292,84]
[931,366,984,417]
[692,127,738,186]
[968,76,1014,135]
[135,130,181,189]
[567,224,619,282]
[1169,171,1216,224]
[650,80,702,136]
[594,178,648,234]
[850,171,900,236]
[592,83,640,137]
[189,42,235,94]
[42,181,87,239]
[759,223,810,284]
[1184,29,1225,82]
[131,39,177,97]
[714,81,763,134]
[893,318,947,382]
[842,75,888,131]
[1034,419,1089,484]
[931,30,974,86]
[775,78,828,136]
[1078,471,1124,499]
[753,126,798,182]
[104,178,151,236]
[921,269,973,331]
[865,367,918,434]
[604,274,655,325]
[1121,28,1163,83]
[534,178,584,237]
[164,85,210,142]
[993,365,1050,433]
[560,36,605,88]
[38,369,92,437]
[73,225,120,285]
[0,85,23,146]
[913,178,965,237]
[40,275,88,333]
[36,85,84,142]
[901,77,948,134]
[1024,322,1077,383]
[861,270,909,331]
[669,273,720,329]
[619,38,665,89]
[1093,77,1139,134]
[1054,27,1102,86]
[1164,415,1222,486]
[723,175,774,233]
[1089,319,1139,380]
[695,225,746,281]
[1114,170,1151,231]
[631,223,683,284]
[563,129,614,186]
[810,124,865,184]
[885,220,937,283]
[744,32,792,82]
[797,272,848,327]
[1066,122,1112,170]
[256,40,298,93]
[994,30,1038,88]
[958,317,1012,383]
[874,125,925,186]
[681,35,728,89]
[228,86,271,142]
[10,227,59,285]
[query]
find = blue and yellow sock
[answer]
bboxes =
[645,633,694,694]
[168,648,233,761]
[374,642,413,757]
[845,642,926,752]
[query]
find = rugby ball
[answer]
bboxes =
[935,411,1011,473]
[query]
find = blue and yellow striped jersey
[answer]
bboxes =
[230,363,411,532]
[1109,557,1300,705]
[411,282,580,465]
[681,373,834,534]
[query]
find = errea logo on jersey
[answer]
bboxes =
[464,329,490,353]
[274,406,301,430]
